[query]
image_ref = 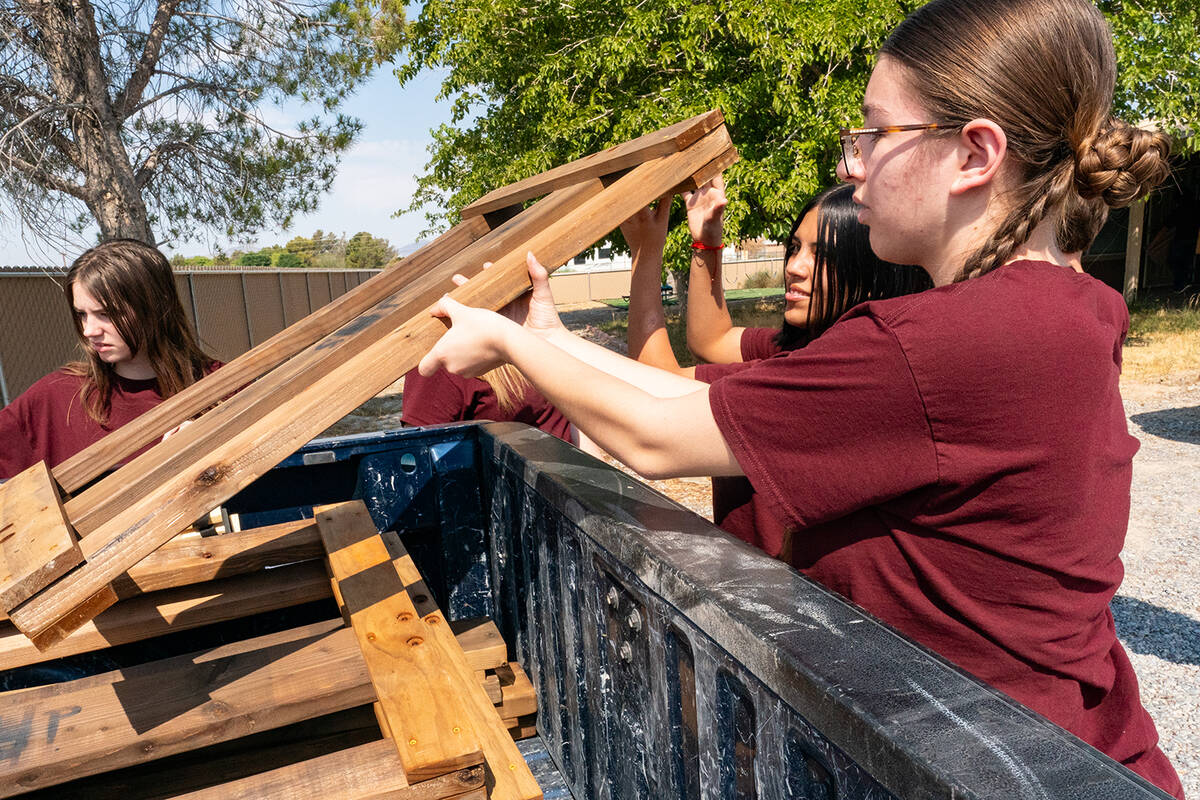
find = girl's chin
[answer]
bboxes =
[782,308,810,327]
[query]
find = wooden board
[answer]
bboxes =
[9,118,736,647]
[494,662,537,720]
[0,560,331,672]
[170,739,486,800]
[450,617,508,672]
[0,461,82,610]
[0,619,372,796]
[378,519,544,800]
[51,216,492,493]
[460,110,724,218]
[315,501,484,782]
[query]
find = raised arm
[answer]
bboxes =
[683,176,746,364]
[620,196,694,377]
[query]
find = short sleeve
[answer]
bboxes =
[401,368,472,426]
[708,311,938,529]
[740,327,782,360]
[0,401,37,479]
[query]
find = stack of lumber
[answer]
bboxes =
[0,111,740,797]
[0,502,541,799]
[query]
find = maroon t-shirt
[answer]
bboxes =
[696,327,785,537]
[401,367,573,442]
[2,370,164,479]
[707,261,1181,796]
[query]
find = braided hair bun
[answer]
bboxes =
[1074,118,1171,208]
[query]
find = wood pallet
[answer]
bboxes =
[0,502,541,798]
[0,110,737,651]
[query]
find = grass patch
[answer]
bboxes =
[1122,292,1200,386]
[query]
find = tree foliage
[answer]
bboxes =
[0,0,404,253]
[344,229,395,269]
[398,0,1200,267]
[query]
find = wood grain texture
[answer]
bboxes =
[169,740,486,800]
[450,617,508,672]
[494,662,537,720]
[380,522,543,800]
[10,122,735,645]
[0,560,331,671]
[51,216,492,493]
[0,461,82,610]
[0,620,372,797]
[461,109,724,218]
[316,501,484,782]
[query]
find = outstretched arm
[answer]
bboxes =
[419,295,741,479]
[620,196,694,377]
[683,176,746,364]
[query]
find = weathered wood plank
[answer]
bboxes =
[10,121,735,646]
[52,216,493,493]
[494,662,537,720]
[316,501,484,782]
[0,560,331,671]
[380,522,544,800]
[0,461,82,610]
[0,619,371,797]
[460,109,724,218]
[169,740,486,800]
[449,617,508,672]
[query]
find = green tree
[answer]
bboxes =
[397,0,1200,271]
[276,251,304,269]
[0,0,404,251]
[345,231,396,269]
[237,251,271,267]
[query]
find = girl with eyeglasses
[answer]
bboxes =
[418,0,1181,791]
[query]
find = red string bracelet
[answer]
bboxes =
[691,241,724,251]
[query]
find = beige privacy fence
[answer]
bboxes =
[0,258,786,406]
[0,267,376,406]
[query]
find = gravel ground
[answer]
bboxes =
[1117,380,1200,794]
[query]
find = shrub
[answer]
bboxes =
[237,252,271,267]
[741,269,779,290]
[276,252,303,269]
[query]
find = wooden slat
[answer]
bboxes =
[461,109,724,218]
[494,662,537,720]
[51,216,492,493]
[110,518,321,597]
[669,144,740,196]
[170,740,486,800]
[0,619,371,797]
[450,617,508,672]
[10,121,735,646]
[316,501,484,782]
[378,518,544,800]
[479,670,502,704]
[502,714,538,741]
[0,461,82,610]
[0,560,331,671]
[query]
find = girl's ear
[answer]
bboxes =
[949,119,1007,195]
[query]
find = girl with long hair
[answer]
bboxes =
[1,239,217,478]
[417,0,1183,790]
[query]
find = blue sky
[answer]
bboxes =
[0,63,452,265]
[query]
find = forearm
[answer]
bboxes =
[626,246,684,373]
[504,326,740,478]
[685,249,743,363]
[543,326,697,395]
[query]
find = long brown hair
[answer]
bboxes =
[63,239,213,425]
[880,0,1171,280]
[480,364,531,415]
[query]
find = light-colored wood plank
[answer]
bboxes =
[11,122,735,646]
[0,560,331,671]
[316,501,484,782]
[461,109,724,218]
[170,740,486,800]
[0,461,82,610]
[494,661,537,720]
[502,714,538,741]
[381,523,544,800]
[450,617,508,672]
[0,620,371,797]
[479,670,502,704]
[52,216,493,493]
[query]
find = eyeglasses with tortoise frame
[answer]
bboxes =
[839,123,954,173]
